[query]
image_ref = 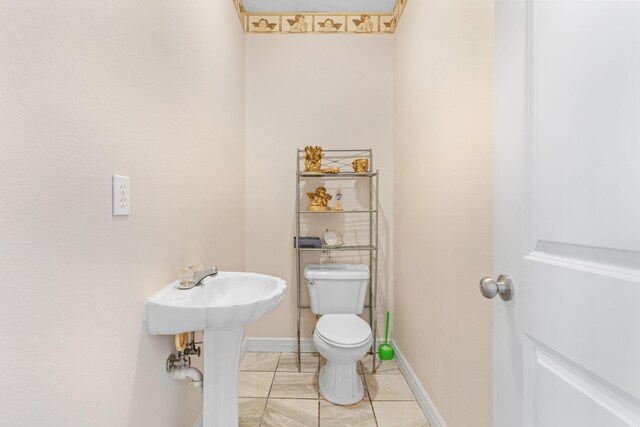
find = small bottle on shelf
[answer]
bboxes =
[333,187,344,211]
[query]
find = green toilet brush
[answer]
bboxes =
[378,310,394,361]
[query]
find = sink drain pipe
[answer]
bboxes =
[166,333,203,391]
[172,366,203,390]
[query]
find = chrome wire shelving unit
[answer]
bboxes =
[295,148,379,374]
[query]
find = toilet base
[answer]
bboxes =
[319,361,365,405]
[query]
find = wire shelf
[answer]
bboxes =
[295,148,379,375]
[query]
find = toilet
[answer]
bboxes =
[304,264,372,405]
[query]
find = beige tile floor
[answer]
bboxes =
[239,352,430,427]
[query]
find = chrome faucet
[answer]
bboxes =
[178,266,218,290]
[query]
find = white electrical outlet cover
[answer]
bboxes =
[112,175,130,216]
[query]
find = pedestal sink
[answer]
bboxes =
[145,272,286,427]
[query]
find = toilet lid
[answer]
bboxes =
[315,314,372,347]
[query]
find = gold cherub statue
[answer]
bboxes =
[304,146,324,173]
[306,186,333,211]
[352,159,369,173]
[304,146,341,174]
[321,166,340,174]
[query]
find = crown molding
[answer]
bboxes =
[233,0,408,34]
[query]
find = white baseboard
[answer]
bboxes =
[241,337,248,360]
[243,336,447,427]
[392,340,447,427]
[245,337,317,353]
[244,337,389,354]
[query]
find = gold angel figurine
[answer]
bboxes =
[320,167,340,174]
[352,159,369,173]
[304,146,324,172]
[306,186,333,211]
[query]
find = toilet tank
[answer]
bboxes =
[304,264,370,315]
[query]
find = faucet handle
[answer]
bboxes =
[179,265,203,283]
[179,267,195,285]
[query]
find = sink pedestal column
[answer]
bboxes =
[202,326,244,427]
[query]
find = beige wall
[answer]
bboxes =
[0,1,245,426]
[0,1,494,424]
[393,1,494,426]
[244,35,394,338]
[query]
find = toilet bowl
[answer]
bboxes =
[313,314,373,405]
[304,264,372,405]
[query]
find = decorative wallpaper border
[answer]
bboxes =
[233,0,408,34]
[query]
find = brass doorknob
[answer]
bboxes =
[479,274,514,301]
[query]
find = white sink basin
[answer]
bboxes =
[144,271,286,427]
[145,272,286,334]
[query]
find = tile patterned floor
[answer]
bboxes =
[238,352,430,427]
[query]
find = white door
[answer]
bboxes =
[493,1,640,426]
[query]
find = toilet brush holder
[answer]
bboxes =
[378,310,394,361]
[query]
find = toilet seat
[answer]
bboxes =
[315,314,372,348]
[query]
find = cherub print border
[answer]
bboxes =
[248,15,280,33]
[283,15,311,33]
[347,15,379,33]
[315,15,346,33]
[235,0,408,34]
